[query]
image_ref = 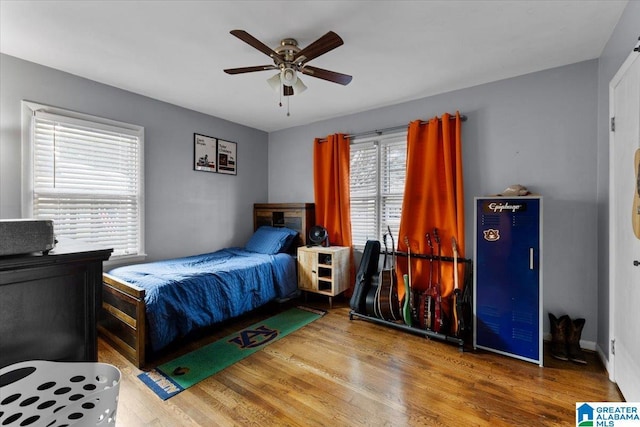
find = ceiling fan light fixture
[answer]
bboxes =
[280,67,297,87]
[292,76,307,94]
[267,73,281,91]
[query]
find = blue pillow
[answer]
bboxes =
[245,226,299,254]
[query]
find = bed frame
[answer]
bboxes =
[98,203,315,367]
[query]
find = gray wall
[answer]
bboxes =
[269,59,601,343]
[595,0,640,360]
[0,54,269,263]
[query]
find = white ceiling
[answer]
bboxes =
[0,1,628,132]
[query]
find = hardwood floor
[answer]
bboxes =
[99,296,623,426]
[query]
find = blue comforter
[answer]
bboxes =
[107,248,297,352]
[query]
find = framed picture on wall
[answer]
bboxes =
[194,133,217,172]
[217,139,237,175]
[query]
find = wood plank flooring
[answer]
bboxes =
[99,297,623,426]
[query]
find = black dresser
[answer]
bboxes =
[0,239,112,368]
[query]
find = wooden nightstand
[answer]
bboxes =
[297,246,350,308]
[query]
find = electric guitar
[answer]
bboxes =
[424,233,435,330]
[633,148,640,240]
[451,236,464,337]
[432,228,443,333]
[402,236,413,327]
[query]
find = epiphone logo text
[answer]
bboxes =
[486,202,526,213]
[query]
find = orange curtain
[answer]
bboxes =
[313,133,355,284]
[397,112,465,310]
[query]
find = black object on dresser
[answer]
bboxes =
[0,219,56,256]
[0,239,112,368]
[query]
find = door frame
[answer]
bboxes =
[608,45,640,382]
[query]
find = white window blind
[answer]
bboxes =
[349,131,406,248]
[350,141,378,247]
[30,109,144,258]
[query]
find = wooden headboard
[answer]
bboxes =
[254,203,315,247]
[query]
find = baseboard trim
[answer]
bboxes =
[542,332,596,352]
[595,343,615,382]
[543,334,616,383]
[582,339,597,352]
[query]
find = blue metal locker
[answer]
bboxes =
[474,196,543,366]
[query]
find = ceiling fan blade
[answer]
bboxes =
[224,65,277,75]
[294,31,343,65]
[230,30,282,63]
[301,66,352,85]
[283,85,294,97]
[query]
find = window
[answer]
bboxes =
[22,102,145,260]
[349,131,407,248]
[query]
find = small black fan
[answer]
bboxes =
[308,225,329,247]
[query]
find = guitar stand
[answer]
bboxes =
[348,251,472,352]
[349,310,466,350]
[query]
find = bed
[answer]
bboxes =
[98,203,315,367]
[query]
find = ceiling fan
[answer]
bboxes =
[223,29,352,100]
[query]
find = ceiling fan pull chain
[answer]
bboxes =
[287,96,290,117]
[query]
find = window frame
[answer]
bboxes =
[21,101,146,262]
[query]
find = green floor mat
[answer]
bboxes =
[138,306,325,399]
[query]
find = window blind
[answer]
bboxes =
[349,131,407,248]
[379,134,406,245]
[350,141,378,247]
[32,110,143,258]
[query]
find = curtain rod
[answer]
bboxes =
[317,113,467,143]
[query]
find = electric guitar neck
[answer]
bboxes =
[402,236,413,327]
[451,236,464,337]
[432,228,443,333]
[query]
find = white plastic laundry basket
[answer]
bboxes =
[0,360,121,426]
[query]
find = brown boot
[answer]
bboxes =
[549,313,569,361]
[568,318,587,364]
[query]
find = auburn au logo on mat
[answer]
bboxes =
[228,325,279,349]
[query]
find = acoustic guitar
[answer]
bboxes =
[365,274,381,318]
[365,238,383,318]
[377,230,401,320]
[349,240,380,314]
[372,236,384,318]
[633,148,640,240]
